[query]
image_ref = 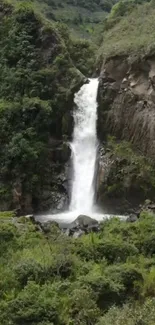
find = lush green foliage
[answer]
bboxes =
[102,137,155,202]
[8,0,118,40]
[98,0,155,61]
[56,22,97,75]
[1,2,155,323]
[109,0,151,19]
[1,212,155,324]
[0,1,86,213]
[97,299,155,325]
[24,0,118,39]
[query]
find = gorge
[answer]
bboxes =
[1,1,155,325]
[1,0,155,218]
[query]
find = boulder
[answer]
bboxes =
[64,227,85,238]
[73,229,85,238]
[126,214,138,223]
[20,214,35,223]
[39,220,60,234]
[67,215,99,235]
[126,200,155,222]
[139,200,155,214]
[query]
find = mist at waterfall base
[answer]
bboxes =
[36,79,122,224]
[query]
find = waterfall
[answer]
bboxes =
[69,78,99,214]
[36,78,109,223]
[35,77,126,223]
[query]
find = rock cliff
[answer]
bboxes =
[98,55,155,158]
[97,55,155,213]
[96,0,155,214]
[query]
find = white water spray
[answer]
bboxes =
[69,78,99,214]
[36,79,125,223]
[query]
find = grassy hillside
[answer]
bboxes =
[8,0,118,40]
[98,0,155,61]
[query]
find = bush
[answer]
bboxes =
[95,239,138,263]
[81,273,124,310]
[13,259,45,287]
[69,287,100,324]
[5,281,61,325]
[97,299,155,325]
[0,222,17,251]
[80,262,143,309]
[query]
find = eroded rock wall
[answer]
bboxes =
[98,55,155,158]
[97,55,155,214]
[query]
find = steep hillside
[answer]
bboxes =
[98,0,155,60]
[28,0,116,39]
[97,0,155,213]
[9,0,118,40]
[0,0,87,214]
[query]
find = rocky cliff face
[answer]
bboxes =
[97,55,155,213]
[98,55,155,157]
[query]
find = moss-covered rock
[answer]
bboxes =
[97,138,155,214]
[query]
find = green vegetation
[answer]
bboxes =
[56,22,97,75]
[109,0,151,19]
[97,299,155,325]
[0,0,90,213]
[7,0,118,40]
[98,0,155,62]
[1,211,155,324]
[33,0,117,39]
[102,137,155,202]
[1,0,155,324]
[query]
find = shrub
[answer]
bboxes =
[95,239,138,263]
[97,299,155,325]
[5,281,61,324]
[68,287,100,324]
[13,259,45,286]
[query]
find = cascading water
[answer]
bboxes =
[69,78,99,214]
[36,78,113,223]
